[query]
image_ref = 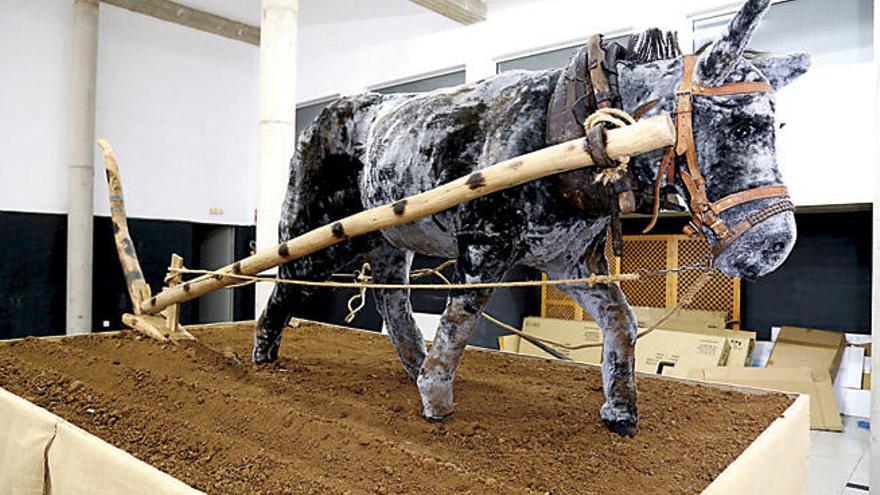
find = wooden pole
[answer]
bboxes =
[163,254,183,337]
[100,143,196,343]
[119,253,196,342]
[139,114,675,315]
[98,139,152,313]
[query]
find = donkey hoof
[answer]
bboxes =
[417,374,455,419]
[423,411,454,423]
[603,418,638,437]
[600,402,638,437]
[251,354,273,365]
[251,348,278,365]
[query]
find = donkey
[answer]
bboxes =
[253,0,809,436]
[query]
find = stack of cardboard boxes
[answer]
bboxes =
[498,310,864,431]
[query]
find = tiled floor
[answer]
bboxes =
[809,416,870,495]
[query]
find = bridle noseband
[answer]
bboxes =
[643,54,796,256]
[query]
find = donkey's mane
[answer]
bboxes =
[625,28,682,62]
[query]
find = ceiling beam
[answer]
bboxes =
[101,0,260,46]
[409,0,487,25]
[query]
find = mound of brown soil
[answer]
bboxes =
[0,323,791,494]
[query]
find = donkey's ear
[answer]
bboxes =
[695,0,771,86]
[752,52,811,90]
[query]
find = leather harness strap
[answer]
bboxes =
[644,54,794,256]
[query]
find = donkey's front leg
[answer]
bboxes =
[548,262,639,437]
[417,238,511,420]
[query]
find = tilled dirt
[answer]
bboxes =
[0,322,792,494]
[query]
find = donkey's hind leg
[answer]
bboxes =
[253,280,298,363]
[253,238,377,364]
[369,245,426,381]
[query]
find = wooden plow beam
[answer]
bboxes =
[101,114,675,340]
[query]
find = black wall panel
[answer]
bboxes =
[622,211,872,339]
[742,211,872,338]
[92,216,198,330]
[232,225,257,322]
[1,209,871,345]
[0,212,256,339]
[0,212,67,338]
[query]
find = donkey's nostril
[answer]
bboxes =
[771,241,786,253]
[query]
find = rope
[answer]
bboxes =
[168,267,641,291]
[168,255,716,357]
[504,270,714,351]
[584,108,637,186]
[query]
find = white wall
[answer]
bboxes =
[93,3,258,225]
[296,0,875,207]
[0,0,873,223]
[0,0,73,217]
[0,0,259,225]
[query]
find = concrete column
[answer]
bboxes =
[256,0,298,313]
[66,0,99,335]
[871,3,879,493]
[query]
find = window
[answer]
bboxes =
[295,97,339,139]
[373,70,466,94]
[693,0,873,65]
[496,34,631,73]
[295,70,467,138]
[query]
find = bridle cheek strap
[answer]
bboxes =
[643,54,793,256]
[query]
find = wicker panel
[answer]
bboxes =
[544,304,576,320]
[620,239,667,308]
[544,284,568,304]
[677,238,739,325]
[540,234,740,328]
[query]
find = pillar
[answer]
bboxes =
[66,0,99,335]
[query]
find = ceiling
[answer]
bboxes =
[174,0,439,27]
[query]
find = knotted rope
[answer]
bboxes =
[584,108,637,185]
[168,257,717,357]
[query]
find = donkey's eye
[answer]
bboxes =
[732,122,760,140]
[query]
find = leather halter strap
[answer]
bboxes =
[644,54,793,256]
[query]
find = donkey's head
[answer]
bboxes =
[620,0,810,279]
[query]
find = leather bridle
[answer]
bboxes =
[643,54,796,257]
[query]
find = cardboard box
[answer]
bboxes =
[631,306,727,331]
[516,317,603,364]
[767,327,846,381]
[635,330,729,375]
[497,334,521,353]
[674,366,843,431]
[835,347,864,390]
[514,318,734,373]
[661,327,755,367]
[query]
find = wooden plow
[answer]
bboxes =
[99,114,676,343]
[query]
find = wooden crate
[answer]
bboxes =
[541,234,741,328]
